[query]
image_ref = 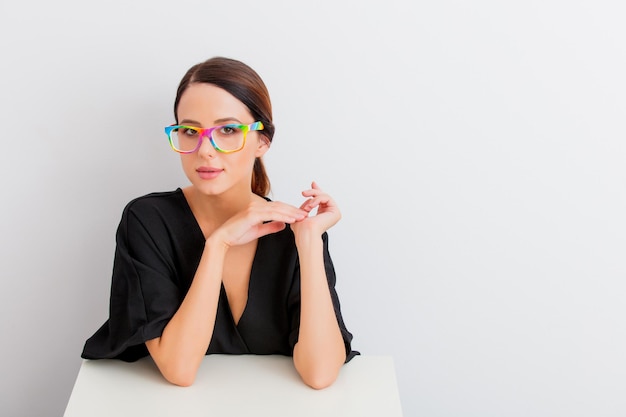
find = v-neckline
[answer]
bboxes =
[223,242,260,329]
[176,188,260,330]
[234,239,262,328]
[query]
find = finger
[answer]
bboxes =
[256,201,307,222]
[301,188,327,198]
[259,211,306,224]
[304,194,332,207]
[302,181,324,197]
[300,198,334,215]
[273,201,309,216]
[257,221,287,236]
[299,198,315,212]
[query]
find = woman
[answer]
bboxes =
[82,56,358,389]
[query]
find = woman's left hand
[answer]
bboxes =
[290,181,341,240]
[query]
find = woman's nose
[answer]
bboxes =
[197,133,217,158]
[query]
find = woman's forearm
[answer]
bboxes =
[145,239,227,386]
[293,233,346,389]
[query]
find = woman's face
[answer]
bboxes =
[175,83,269,197]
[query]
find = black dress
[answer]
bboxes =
[82,189,358,362]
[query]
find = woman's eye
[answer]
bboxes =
[181,128,199,137]
[219,126,241,135]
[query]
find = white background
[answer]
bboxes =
[1,1,625,416]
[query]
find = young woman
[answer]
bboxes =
[82,56,358,389]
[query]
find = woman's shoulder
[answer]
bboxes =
[117,189,193,231]
[123,188,186,214]
[116,188,196,239]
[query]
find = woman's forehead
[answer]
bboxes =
[177,83,253,123]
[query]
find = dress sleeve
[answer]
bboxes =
[288,232,360,363]
[81,200,182,362]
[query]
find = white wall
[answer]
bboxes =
[1,1,625,416]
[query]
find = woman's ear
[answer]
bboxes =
[255,136,270,157]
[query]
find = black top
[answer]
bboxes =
[82,189,358,362]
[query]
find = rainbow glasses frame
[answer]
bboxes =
[165,122,265,154]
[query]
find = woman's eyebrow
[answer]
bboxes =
[179,117,244,126]
[214,117,243,124]
[179,119,202,126]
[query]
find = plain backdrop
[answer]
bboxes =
[1,1,625,416]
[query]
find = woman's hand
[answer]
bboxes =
[291,182,341,240]
[210,199,308,248]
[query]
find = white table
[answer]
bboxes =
[64,355,403,416]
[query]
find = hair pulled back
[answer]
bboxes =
[174,57,274,197]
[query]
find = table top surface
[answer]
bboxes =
[64,354,403,417]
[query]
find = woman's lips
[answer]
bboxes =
[196,167,223,180]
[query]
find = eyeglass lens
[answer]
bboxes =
[171,125,246,152]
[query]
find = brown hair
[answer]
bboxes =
[174,57,275,197]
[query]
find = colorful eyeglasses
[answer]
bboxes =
[164,122,264,154]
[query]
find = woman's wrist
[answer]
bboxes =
[205,231,230,254]
[294,229,323,251]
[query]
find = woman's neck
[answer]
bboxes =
[182,185,259,230]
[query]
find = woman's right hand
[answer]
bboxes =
[209,199,308,248]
